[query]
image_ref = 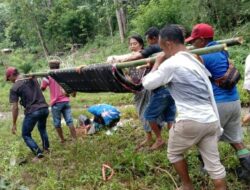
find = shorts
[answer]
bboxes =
[167,120,226,179]
[217,100,243,143]
[51,102,73,128]
[144,86,176,123]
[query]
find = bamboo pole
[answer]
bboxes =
[187,37,243,50]
[24,43,228,77]
[116,43,227,69]
[24,71,49,78]
[23,67,77,77]
[217,36,243,46]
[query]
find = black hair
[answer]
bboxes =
[128,34,144,49]
[144,27,159,39]
[160,24,185,44]
[175,24,187,38]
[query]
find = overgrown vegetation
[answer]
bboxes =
[0,35,250,189]
[0,0,249,53]
[0,0,250,189]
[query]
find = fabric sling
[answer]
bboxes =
[49,64,133,93]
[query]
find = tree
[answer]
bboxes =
[7,0,50,57]
[114,0,127,43]
[45,1,95,50]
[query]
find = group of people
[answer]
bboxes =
[6,60,77,162]
[107,27,176,151]
[109,23,250,189]
[5,22,250,189]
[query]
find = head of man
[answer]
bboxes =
[49,60,61,70]
[5,67,19,83]
[159,24,185,58]
[128,34,144,52]
[145,27,159,45]
[185,23,214,48]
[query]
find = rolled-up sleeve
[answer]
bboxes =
[142,59,174,90]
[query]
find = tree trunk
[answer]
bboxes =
[114,0,126,43]
[35,21,49,59]
[115,8,125,43]
[47,0,52,7]
[25,2,50,59]
[120,7,127,34]
[107,16,114,43]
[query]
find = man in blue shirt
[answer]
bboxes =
[186,23,250,180]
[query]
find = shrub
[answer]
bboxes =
[130,0,181,35]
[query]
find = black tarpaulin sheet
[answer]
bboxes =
[49,63,131,93]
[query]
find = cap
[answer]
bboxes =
[185,23,214,43]
[5,67,17,81]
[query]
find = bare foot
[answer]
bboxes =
[150,139,165,150]
[135,138,153,151]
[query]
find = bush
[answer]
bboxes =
[131,0,250,36]
[45,3,95,50]
[130,0,181,35]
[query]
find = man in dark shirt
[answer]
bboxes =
[6,67,49,162]
[125,27,176,150]
[125,27,162,61]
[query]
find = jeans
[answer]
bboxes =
[51,102,73,128]
[22,107,49,156]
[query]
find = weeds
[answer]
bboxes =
[0,31,250,190]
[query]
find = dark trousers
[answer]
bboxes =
[22,107,49,156]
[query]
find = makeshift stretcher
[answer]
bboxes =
[24,37,242,93]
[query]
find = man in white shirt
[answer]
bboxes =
[142,24,226,190]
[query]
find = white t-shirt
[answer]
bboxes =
[143,51,218,124]
[243,54,250,91]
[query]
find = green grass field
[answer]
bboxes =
[0,91,250,189]
[0,34,250,189]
